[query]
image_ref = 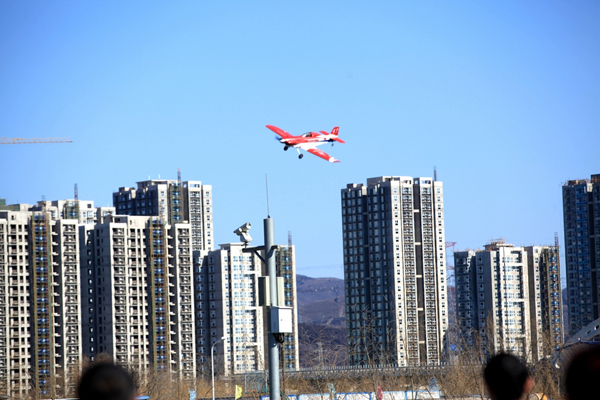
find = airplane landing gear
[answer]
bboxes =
[284,146,288,151]
[298,154,303,159]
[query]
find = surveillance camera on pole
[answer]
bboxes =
[234,222,252,245]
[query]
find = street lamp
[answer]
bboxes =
[212,337,225,400]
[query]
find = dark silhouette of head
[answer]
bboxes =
[78,363,135,400]
[565,345,600,400]
[484,353,533,400]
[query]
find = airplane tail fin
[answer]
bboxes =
[330,127,344,143]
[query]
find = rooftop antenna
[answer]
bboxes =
[74,183,78,201]
[288,231,292,246]
[555,232,559,248]
[178,167,182,185]
[265,174,270,218]
[434,166,437,181]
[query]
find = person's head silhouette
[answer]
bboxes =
[78,363,135,400]
[484,353,534,400]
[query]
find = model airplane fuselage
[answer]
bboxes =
[266,125,345,163]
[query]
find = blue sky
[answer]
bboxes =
[1,1,598,279]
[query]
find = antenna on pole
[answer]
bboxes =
[288,231,292,246]
[178,167,182,185]
[74,184,78,201]
[434,166,437,181]
[555,232,559,248]
[265,174,270,218]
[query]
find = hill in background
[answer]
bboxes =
[295,274,346,367]
[296,274,345,327]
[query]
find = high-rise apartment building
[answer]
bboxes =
[562,174,600,335]
[32,199,97,224]
[80,214,196,378]
[195,242,299,375]
[0,193,201,399]
[529,243,563,352]
[1,199,112,225]
[274,245,299,370]
[113,179,213,251]
[341,176,448,367]
[0,210,83,398]
[454,240,562,362]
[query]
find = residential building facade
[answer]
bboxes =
[80,214,196,379]
[562,174,600,335]
[275,245,299,370]
[341,176,448,367]
[528,243,563,353]
[195,242,299,375]
[113,179,213,251]
[454,240,562,362]
[0,200,200,400]
[0,210,83,398]
[32,199,98,224]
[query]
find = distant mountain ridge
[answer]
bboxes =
[296,274,345,327]
[295,274,347,367]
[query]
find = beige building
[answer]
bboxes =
[454,240,562,362]
[0,190,205,397]
[32,199,98,224]
[113,179,213,252]
[195,242,299,375]
[0,210,83,398]
[80,214,196,378]
[341,176,448,367]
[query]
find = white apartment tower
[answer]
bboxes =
[113,179,213,251]
[454,240,563,362]
[80,215,196,378]
[195,243,299,375]
[0,210,82,398]
[32,199,98,224]
[341,176,448,367]
[0,190,202,397]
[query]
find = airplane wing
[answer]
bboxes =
[307,148,340,163]
[266,125,293,138]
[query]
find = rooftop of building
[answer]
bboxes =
[564,173,600,186]
[0,202,32,211]
[484,238,515,251]
[366,176,414,185]
[114,179,207,192]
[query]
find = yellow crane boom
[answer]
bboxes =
[0,137,73,144]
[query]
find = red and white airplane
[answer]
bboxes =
[266,125,345,163]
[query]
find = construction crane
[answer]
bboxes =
[0,137,72,145]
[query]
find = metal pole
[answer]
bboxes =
[264,217,280,400]
[212,337,224,400]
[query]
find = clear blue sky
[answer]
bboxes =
[1,1,598,279]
